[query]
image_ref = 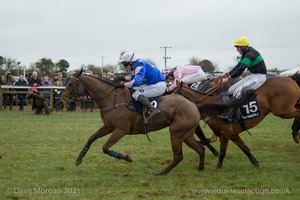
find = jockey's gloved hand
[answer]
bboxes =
[115,83,125,88]
[115,76,126,82]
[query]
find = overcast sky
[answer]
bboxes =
[1,0,300,72]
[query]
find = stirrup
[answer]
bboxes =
[147,109,160,120]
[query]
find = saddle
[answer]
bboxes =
[124,88,160,134]
[218,95,260,131]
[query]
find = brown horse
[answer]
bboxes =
[175,75,300,168]
[59,69,205,175]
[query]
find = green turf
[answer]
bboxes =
[0,107,299,199]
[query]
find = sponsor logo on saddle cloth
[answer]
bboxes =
[239,96,260,120]
[127,97,160,114]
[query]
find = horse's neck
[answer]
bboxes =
[81,77,114,102]
[182,88,221,104]
[82,77,122,107]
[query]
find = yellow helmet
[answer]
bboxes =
[234,36,250,47]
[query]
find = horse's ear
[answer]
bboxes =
[76,68,83,78]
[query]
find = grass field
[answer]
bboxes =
[1,107,300,200]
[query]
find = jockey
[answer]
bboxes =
[118,51,166,119]
[164,65,207,93]
[223,36,267,98]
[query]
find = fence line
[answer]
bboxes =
[0,85,65,111]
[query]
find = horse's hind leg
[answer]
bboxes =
[157,138,184,176]
[230,135,259,167]
[76,126,112,166]
[195,125,218,156]
[184,136,205,171]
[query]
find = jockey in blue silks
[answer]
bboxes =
[118,51,166,120]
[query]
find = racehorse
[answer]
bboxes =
[59,69,205,175]
[174,74,300,168]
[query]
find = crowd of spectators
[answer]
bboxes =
[0,70,117,114]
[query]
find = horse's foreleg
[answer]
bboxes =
[217,135,230,169]
[230,135,259,167]
[102,130,133,162]
[76,126,112,166]
[291,118,300,144]
[195,125,219,156]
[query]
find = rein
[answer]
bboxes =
[198,74,229,102]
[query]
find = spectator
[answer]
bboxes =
[90,71,98,78]
[1,70,15,111]
[52,73,59,85]
[52,73,63,111]
[81,72,96,112]
[14,74,28,111]
[40,76,53,100]
[106,72,115,81]
[28,71,42,86]
[56,72,63,86]
[62,73,71,86]
[26,87,52,115]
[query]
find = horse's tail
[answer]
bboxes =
[290,72,300,87]
[196,90,256,117]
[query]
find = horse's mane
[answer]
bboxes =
[196,90,256,116]
[81,74,118,87]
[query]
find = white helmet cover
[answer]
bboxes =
[119,52,137,63]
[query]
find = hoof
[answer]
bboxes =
[212,150,219,156]
[126,155,133,162]
[216,163,222,169]
[293,136,299,144]
[75,159,83,166]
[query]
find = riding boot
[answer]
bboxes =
[137,95,160,120]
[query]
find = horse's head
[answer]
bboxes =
[60,69,85,103]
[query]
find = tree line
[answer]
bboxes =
[0,54,224,79]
